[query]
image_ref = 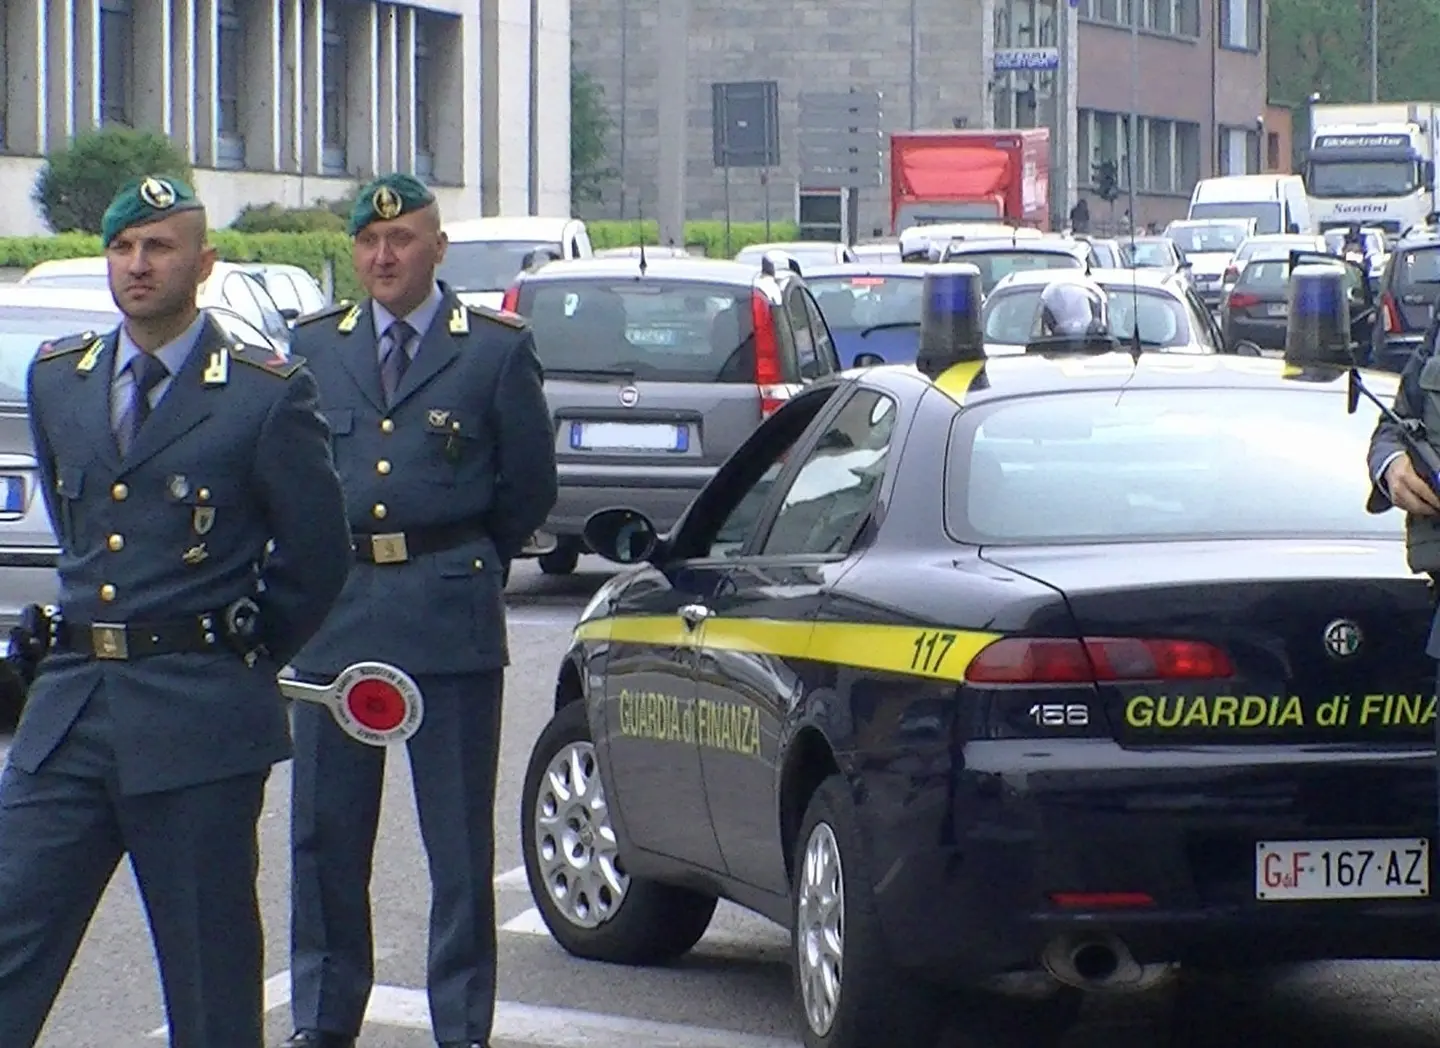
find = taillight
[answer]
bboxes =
[1225,291,1260,310]
[1382,292,1403,334]
[751,290,787,416]
[964,637,1234,685]
[501,285,520,313]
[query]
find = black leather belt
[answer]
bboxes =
[352,520,488,564]
[57,612,228,660]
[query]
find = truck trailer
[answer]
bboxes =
[889,129,1051,234]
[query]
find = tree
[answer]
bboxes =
[572,65,617,205]
[1270,0,1440,110]
[33,128,194,235]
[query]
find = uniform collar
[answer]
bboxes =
[372,283,444,341]
[113,311,206,379]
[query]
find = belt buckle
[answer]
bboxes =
[370,532,410,565]
[91,623,129,660]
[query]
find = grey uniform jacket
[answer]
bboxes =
[288,286,558,679]
[12,316,352,795]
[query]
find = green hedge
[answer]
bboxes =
[0,230,363,301]
[587,220,800,257]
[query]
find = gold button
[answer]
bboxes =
[107,534,124,552]
[198,487,211,501]
[111,483,128,501]
[376,459,392,475]
[473,558,484,569]
[372,503,387,520]
[380,419,395,433]
[99,583,117,602]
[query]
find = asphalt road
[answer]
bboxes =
[0,557,1437,1048]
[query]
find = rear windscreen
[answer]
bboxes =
[948,387,1395,544]
[952,251,1084,292]
[1395,246,1440,292]
[983,286,1194,348]
[1189,202,1282,235]
[438,240,561,293]
[806,275,923,331]
[518,279,756,382]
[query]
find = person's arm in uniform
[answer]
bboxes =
[1368,335,1440,514]
[253,364,352,664]
[486,327,558,561]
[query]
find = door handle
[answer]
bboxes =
[678,604,712,630]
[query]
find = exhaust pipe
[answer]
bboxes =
[1041,933,1176,994]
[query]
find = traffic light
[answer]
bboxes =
[1092,160,1119,203]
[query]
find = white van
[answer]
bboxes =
[1187,175,1312,237]
[439,216,593,308]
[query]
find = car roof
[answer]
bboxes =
[854,353,1399,409]
[801,262,924,280]
[443,216,577,242]
[516,256,764,286]
[22,257,255,279]
[989,268,1178,293]
[736,241,843,255]
[945,239,1088,258]
[0,285,119,312]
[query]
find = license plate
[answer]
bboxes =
[1256,838,1430,901]
[570,422,687,452]
[628,328,677,346]
[0,475,25,514]
[1266,303,1288,317]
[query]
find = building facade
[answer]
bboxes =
[0,0,571,236]
[1070,0,1270,230]
[571,0,997,240]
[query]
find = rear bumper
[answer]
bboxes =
[863,740,1440,977]
[1222,315,1287,351]
[1371,335,1427,374]
[543,465,714,539]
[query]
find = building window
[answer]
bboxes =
[100,0,133,126]
[322,9,347,172]
[1082,109,1203,196]
[217,0,245,167]
[1081,0,1197,36]
[1266,131,1281,170]
[1219,125,1262,174]
[414,19,433,179]
[1220,0,1262,51]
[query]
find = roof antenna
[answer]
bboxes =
[1122,117,1142,362]
[636,195,649,276]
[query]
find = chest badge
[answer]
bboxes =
[168,475,191,500]
[183,543,209,565]
[428,409,452,428]
[192,507,215,535]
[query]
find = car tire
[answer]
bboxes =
[792,775,944,1048]
[521,700,718,965]
[538,543,580,576]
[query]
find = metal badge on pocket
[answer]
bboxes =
[192,507,215,535]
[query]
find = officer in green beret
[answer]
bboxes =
[0,174,352,1047]
[280,173,557,1048]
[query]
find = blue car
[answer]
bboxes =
[804,263,925,366]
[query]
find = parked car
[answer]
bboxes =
[1370,225,1440,373]
[19,257,293,352]
[939,238,1090,295]
[1220,253,1361,352]
[734,241,859,269]
[804,263,926,366]
[594,246,701,260]
[241,262,328,320]
[1120,236,1195,294]
[439,216,594,310]
[982,269,1224,355]
[499,255,843,574]
[1163,218,1254,311]
[1219,234,1329,299]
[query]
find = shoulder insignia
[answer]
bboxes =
[465,303,529,331]
[292,301,353,328]
[336,304,363,333]
[228,341,305,378]
[35,332,101,363]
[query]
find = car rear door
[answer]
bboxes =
[1390,244,1440,333]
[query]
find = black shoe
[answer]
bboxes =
[279,1032,356,1048]
[437,1042,488,1048]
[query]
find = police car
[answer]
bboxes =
[519,260,1437,1048]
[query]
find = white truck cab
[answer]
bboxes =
[1187,175,1311,237]
[1304,103,1440,238]
[438,216,593,309]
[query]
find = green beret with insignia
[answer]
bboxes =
[101,175,205,247]
[349,173,436,236]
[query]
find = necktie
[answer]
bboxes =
[380,320,415,404]
[119,353,169,455]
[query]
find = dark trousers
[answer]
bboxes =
[0,687,268,1048]
[289,671,503,1042]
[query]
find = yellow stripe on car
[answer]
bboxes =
[575,615,1002,683]
[932,359,989,403]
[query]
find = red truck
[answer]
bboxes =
[890,129,1051,233]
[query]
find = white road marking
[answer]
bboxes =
[495,864,530,889]
[363,986,802,1047]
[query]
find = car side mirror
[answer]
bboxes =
[1287,223,1301,234]
[852,352,885,368]
[583,507,662,565]
[1232,340,1264,357]
[279,307,300,322]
